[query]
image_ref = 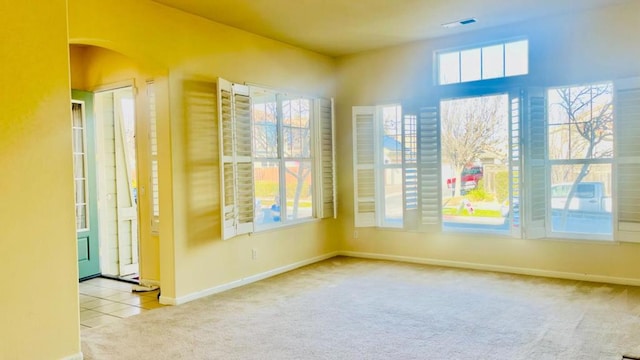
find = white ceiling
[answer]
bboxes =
[152,0,632,57]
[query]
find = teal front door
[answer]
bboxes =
[72,90,101,280]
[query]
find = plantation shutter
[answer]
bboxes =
[147,81,160,235]
[353,106,377,227]
[508,91,522,237]
[402,104,419,230]
[217,78,254,240]
[417,104,441,231]
[614,77,640,242]
[233,84,254,235]
[522,88,547,239]
[316,98,337,219]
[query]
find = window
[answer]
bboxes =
[218,79,335,240]
[547,82,614,238]
[72,101,89,231]
[354,93,525,237]
[352,104,418,229]
[437,39,528,85]
[440,94,512,234]
[252,91,314,228]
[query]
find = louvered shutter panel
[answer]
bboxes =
[417,105,441,231]
[522,88,547,239]
[147,81,160,235]
[218,78,238,239]
[317,98,336,219]
[353,106,377,227]
[615,77,640,242]
[508,91,523,237]
[232,84,254,235]
[402,105,419,230]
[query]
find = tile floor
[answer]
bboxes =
[79,277,165,331]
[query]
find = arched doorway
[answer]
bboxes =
[69,44,164,285]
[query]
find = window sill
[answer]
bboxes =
[251,217,321,235]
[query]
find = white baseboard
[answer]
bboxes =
[61,352,83,360]
[339,251,640,287]
[158,250,640,306]
[160,251,339,306]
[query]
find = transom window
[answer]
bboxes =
[437,39,528,85]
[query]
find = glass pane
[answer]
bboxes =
[382,105,402,165]
[383,168,403,227]
[504,40,528,76]
[283,98,311,158]
[460,48,481,82]
[75,179,86,204]
[547,90,570,125]
[285,160,312,221]
[550,163,612,236]
[439,52,460,85]
[74,154,85,179]
[548,84,614,160]
[440,94,510,233]
[76,204,87,230]
[252,95,278,158]
[254,161,281,226]
[482,44,504,80]
[72,103,83,127]
[548,124,571,160]
[73,128,84,153]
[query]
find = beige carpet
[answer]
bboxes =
[81,257,640,359]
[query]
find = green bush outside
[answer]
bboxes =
[494,171,509,203]
[465,179,495,202]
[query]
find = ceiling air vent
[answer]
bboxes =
[442,18,477,28]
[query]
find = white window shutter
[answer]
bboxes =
[614,77,640,242]
[353,106,377,227]
[508,91,523,237]
[522,88,547,239]
[417,105,441,231]
[317,98,337,219]
[146,81,160,235]
[232,84,254,235]
[402,105,419,230]
[218,78,237,239]
[217,78,254,240]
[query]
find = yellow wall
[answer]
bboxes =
[0,1,81,359]
[335,2,640,282]
[68,0,338,302]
